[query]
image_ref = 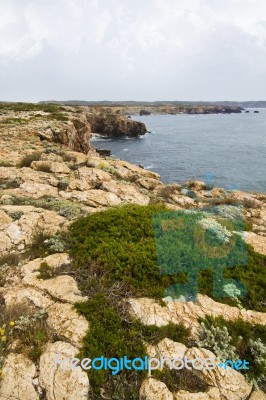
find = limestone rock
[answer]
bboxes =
[185,181,207,191]
[185,347,252,400]
[139,378,173,400]
[23,273,86,304]
[109,159,160,180]
[101,181,150,205]
[39,341,90,400]
[126,295,266,338]
[3,285,54,308]
[0,353,39,400]
[31,160,71,174]
[249,390,266,400]
[60,188,122,207]
[47,303,89,348]
[76,166,112,186]
[147,338,187,360]
[244,232,266,255]
[136,177,163,190]
[174,388,220,400]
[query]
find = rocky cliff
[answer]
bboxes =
[0,103,265,400]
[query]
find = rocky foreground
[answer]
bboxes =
[0,103,265,400]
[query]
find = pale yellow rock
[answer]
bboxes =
[0,232,12,252]
[47,303,89,348]
[101,181,150,205]
[244,232,266,255]
[39,341,90,400]
[139,378,173,400]
[249,390,266,400]
[31,160,71,174]
[109,159,161,180]
[21,253,70,275]
[185,347,252,400]
[136,177,163,190]
[76,166,112,185]
[68,178,92,191]
[23,274,86,304]
[174,388,220,400]
[3,285,54,308]
[127,295,266,338]
[0,209,13,227]
[147,338,187,360]
[0,353,39,400]
[20,167,59,187]
[60,188,122,207]
[18,181,59,198]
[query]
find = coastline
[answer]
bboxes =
[0,102,265,399]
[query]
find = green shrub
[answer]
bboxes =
[37,262,54,280]
[69,205,265,311]
[69,204,181,298]
[76,293,189,398]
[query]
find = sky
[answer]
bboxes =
[0,0,266,102]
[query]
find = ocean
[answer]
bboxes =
[91,109,266,193]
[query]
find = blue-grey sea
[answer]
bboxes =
[91,109,266,193]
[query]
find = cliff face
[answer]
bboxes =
[86,113,147,137]
[38,114,93,153]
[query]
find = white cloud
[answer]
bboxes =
[0,0,266,101]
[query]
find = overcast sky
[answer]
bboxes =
[0,0,266,102]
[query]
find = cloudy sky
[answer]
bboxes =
[0,0,266,102]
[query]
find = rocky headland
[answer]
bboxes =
[0,103,265,400]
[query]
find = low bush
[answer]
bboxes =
[198,316,266,387]
[69,204,265,311]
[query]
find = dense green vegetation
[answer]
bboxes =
[68,204,266,396]
[69,204,265,311]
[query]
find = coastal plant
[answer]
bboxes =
[8,211,24,220]
[249,338,266,383]
[199,316,266,385]
[98,162,117,174]
[196,217,233,244]
[0,178,21,189]
[44,234,66,253]
[223,283,242,309]
[37,262,54,280]
[197,321,238,361]
[26,232,67,260]
[9,195,83,220]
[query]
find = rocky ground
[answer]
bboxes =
[0,104,265,400]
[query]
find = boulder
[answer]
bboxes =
[47,303,89,348]
[0,353,39,400]
[39,341,90,400]
[139,378,173,400]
